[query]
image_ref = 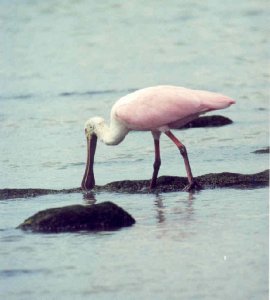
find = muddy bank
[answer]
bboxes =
[1,170,268,200]
[179,115,233,129]
[18,201,135,233]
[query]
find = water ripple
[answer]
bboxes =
[0,268,51,278]
[58,88,137,98]
[0,88,138,101]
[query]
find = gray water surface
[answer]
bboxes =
[0,1,269,299]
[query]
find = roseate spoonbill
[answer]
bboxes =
[81,85,235,191]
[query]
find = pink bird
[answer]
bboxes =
[81,85,235,191]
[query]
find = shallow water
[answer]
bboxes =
[0,1,269,299]
[0,189,269,300]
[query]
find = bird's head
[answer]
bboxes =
[84,117,105,138]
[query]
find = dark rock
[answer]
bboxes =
[18,201,135,233]
[0,188,57,200]
[0,187,81,200]
[180,115,233,129]
[196,170,269,189]
[252,147,270,154]
[1,170,268,200]
[97,170,269,193]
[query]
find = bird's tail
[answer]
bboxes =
[198,90,236,111]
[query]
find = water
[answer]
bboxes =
[0,1,269,299]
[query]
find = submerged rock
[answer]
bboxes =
[1,170,268,200]
[18,201,135,233]
[252,147,270,154]
[180,115,233,129]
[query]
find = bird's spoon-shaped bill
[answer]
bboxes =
[81,134,97,190]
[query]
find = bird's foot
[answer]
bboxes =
[183,180,202,192]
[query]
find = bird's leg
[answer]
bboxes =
[150,135,161,189]
[165,130,201,192]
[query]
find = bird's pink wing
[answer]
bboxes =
[113,86,234,130]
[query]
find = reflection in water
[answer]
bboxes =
[154,194,166,224]
[82,191,97,205]
[153,193,197,240]
[182,192,196,223]
[154,192,196,225]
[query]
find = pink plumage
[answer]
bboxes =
[82,85,235,191]
[113,85,235,130]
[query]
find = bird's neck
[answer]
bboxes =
[94,119,129,145]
